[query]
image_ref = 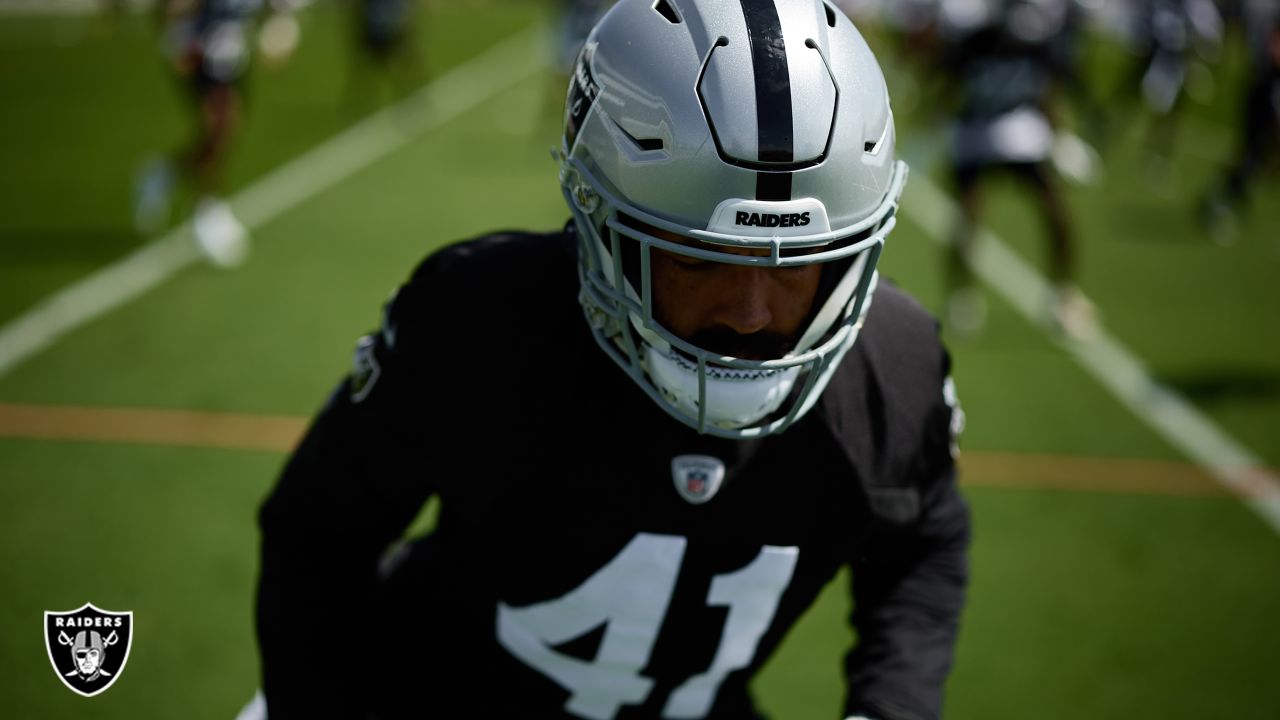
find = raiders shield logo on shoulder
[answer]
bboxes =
[44,603,133,697]
[671,455,726,505]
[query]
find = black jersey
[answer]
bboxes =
[950,24,1056,123]
[361,0,413,50]
[256,229,969,720]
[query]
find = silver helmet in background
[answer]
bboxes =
[560,0,907,438]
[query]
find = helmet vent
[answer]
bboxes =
[613,119,666,152]
[823,1,837,27]
[864,140,877,153]
[653,0,681,24]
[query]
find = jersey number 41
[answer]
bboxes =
[497,533,798,720]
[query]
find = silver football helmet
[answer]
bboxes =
[559,0,907,438]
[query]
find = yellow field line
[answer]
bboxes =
[957,453,1231,498]
[0,402,307,454]
[0,402,1251,498]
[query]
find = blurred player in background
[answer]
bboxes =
[134,0,300,267]
[343,0,424,108]
[1113,0,1224,178]
[1201,0,1280,242]
[253,1,969,718]
[939,0,1096,339]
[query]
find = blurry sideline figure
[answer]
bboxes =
[1113,0,1224,177]
[251,1,969,719]
[135,0,300,268]
[344,0,425,108]
[1201,0,1280,243]
[939,0,1096,339]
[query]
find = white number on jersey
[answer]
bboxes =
[496,533,799,720]
[663,545,798,718]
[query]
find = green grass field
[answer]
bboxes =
[1,2,1278,718]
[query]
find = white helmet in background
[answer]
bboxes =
[560,0,907,438]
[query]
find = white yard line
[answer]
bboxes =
[0,23,546,379]
[6,11,1275,535]
[903,177,1280,535]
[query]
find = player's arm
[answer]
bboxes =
[255,261,446,717]
[844,351,971,720]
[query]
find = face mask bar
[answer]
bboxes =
[563,155,908,437]
[605,221,884,368]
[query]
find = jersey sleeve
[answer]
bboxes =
[255,255,449,716]
[844,345,971,720]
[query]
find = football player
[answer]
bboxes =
[1200,1,1279,243]
[255,2,970,719]
[342,0,424,108]
[134,0,299,267]
[1111,0,1224,177]
[937,0,1095,338]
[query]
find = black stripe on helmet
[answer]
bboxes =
[756,171,792,201]
[739,0,794,165]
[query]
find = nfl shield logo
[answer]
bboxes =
[671,455,726,505]
[44,603,133,697]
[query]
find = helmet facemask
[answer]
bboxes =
[563,155,907,439]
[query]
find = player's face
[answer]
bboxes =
[76,648,100,674]
[647,227,821,360]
